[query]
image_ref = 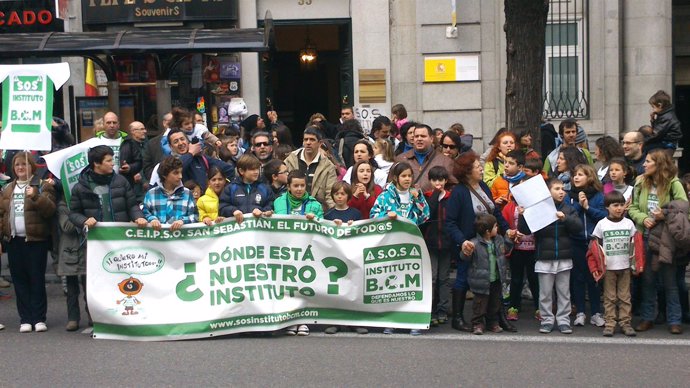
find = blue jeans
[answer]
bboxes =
[570,241,601,316]
[677,264,690,319]
[641,256,681,325]
[453,259,469,292]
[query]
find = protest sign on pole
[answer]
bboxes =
[0,63,70,151]
[87,216,432,341]
[43,137,122,204]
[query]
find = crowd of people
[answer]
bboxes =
[0,90,688,339]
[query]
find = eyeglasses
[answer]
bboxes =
[254,142,272,147]
[441,143,456,149]
[277,170,289,175]
[621,141,641,146]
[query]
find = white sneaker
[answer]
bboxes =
[574,313,586,326]
[19,324,32,333]
[34,322,48,332]
[590,313,605,327]
[296,325,310,336]
[0,323,5,330]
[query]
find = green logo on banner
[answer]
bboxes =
[2,74,53,134]
[65,153,88,174]
[362,244,424,304]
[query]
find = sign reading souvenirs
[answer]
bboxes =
[87,217,432,341]
[0,0,65,33]
[81,0,238,25]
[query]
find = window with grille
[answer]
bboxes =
[543,0,589,119]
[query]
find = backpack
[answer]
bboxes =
[322,138,345,166]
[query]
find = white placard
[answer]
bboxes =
[510,175,558,233]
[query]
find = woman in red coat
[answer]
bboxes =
[348,160,383,218]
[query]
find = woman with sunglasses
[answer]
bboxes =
[439,131,471,160]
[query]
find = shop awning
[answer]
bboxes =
[0,26,272,57]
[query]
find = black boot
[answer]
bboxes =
[451,289,471,332]
[498,305,517,332]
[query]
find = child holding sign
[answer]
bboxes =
[589,191,638,337]
[323,182,367,335]
[275,170,323,336]
[370,162,430,335]
[519,178,582,334]
[218,154,273,223]
[197,166,227,226]
[143,156,197,231]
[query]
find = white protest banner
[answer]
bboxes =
[0,63,70,151]
[510,175,558,232]
[87,216,432,341]
[43,137,122,204]
[355,105,387,134]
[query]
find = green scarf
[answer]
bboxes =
[287,192,306,213]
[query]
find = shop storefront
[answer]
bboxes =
[0,0,272,140]
[0,0,67,118]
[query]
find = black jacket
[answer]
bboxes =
[218,177,274,216]
[143,134,165,181]
[179,153,235,192]
[68,168,144,228]
[119,136,145,186]
[649,106,683,144]
[334,129,365,168]
[540,123,559,164]
[518,201,582,261]
[420,189,453,250]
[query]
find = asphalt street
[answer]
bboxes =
[1,280,689,387]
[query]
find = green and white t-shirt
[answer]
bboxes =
[12,184,26,237]
[647,186,659,214]
[592,217,637,270]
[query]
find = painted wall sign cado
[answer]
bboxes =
[82,0,239,25]
[0,0,64,33]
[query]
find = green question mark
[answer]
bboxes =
[321,257,348,295]
[175,262,204,302]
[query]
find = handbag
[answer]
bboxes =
[631,231,645,276]
[468,185,494,214]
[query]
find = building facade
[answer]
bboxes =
[243,0,683,161]
[6,0,683,163]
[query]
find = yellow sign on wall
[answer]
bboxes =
[424,55,480,82]
[424,58,457,82]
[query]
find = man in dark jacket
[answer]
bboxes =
[334,119,365,168]
[119,121,147,202]
[168,129,235,191]
[395,123,458,192]
[142,112,172,183]
[69,145,147,229]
